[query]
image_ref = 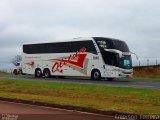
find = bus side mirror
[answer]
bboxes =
[130,52,138,60]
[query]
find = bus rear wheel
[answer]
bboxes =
[43,69,51,78]
[35,69,42,77]
[91,69,101,80]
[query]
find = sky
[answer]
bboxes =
[0,0,160,70]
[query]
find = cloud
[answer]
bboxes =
[0,0,160,67]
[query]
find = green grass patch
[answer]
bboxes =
[0,78,160,114]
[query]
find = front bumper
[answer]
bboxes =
[102,67,133,78]
[119,70,133,77]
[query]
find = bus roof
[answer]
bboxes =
[23,37,94,45]
[23,37,124,45]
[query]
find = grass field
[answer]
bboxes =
[0,78,159,115]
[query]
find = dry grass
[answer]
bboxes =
[133,65,160,78]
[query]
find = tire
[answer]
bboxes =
[91,69,101,80]
[107,78,114,81]
[35,69,42,77]
[43,69,51,78]
[13,69,18,75]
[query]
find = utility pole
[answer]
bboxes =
[147,59,149,66]
[139,60,140,66]
[156,59,158,65]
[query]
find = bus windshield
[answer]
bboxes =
[119,55,132,69]
[94,37,132,69]
[94,37,130,52]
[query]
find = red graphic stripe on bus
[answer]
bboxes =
[26,61,35,68]
[51,47,87,73]
[54,54,87,68]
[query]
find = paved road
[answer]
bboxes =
[0,101,113,120]
[0,75,160,88]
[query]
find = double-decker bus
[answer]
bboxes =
[22,37,133,80]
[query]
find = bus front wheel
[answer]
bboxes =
[91,69,101,80]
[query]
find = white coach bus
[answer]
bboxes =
[22,37,133,80]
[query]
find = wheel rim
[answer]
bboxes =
[94,71,100,79]
[37,70,41,77]
[45,71,49,77]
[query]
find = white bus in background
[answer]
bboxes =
[22,37,133,80]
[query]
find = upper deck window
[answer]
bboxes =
[23,40,97,54]
[94,37,130,52]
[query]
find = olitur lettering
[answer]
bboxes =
[52,47,86,73]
